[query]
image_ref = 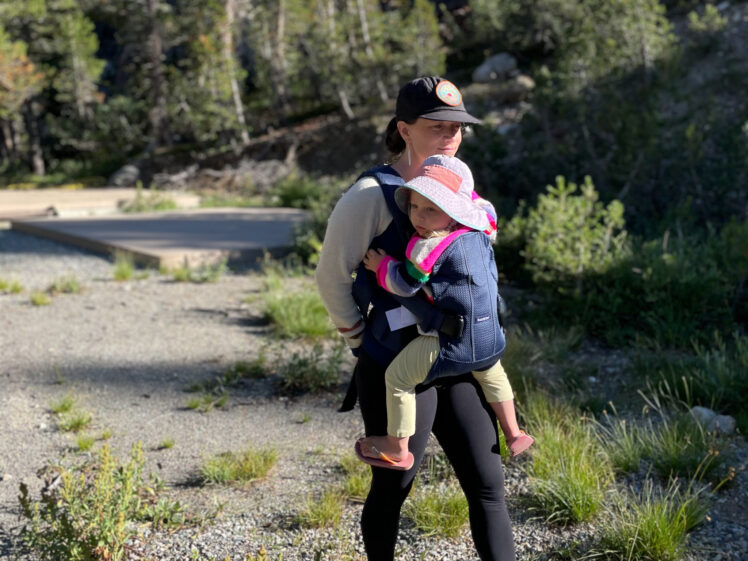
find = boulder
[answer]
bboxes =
[690,405,716,426]
[109,163,141,187]
[710,414,736,435]
[472,53,518,83]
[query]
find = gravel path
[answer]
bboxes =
[1,228,746,561]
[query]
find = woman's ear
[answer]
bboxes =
[397,120,411,143]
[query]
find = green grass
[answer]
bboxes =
[0,278,23,294]
[156,438,175,450]
[600,477,712,561]
[339,454,372,502]
[261,273,334,338]
[166,260,227,283]
[642,332,748,433]
[47,276,81,295]
[30,292,51,306]
[76,434,96,452]
[200,447,278,485]
[404,483,470,538]
[58,411,93,433]
[186,393,228,412]
[122,182,178,213]
[112,252,134,281]
[295,487,345,529]
[277,343,344,394]
[187,357,269,395]
[523,391,612,524]
[49,394,75,415]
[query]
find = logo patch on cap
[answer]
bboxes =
[435,80,462,107]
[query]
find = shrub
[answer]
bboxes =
[579,226,743,348]
[18,443,165,561]
[515,175,628,294]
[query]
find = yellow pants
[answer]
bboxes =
[385,335,513,437]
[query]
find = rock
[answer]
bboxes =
[690,405,716,426]
[497,75,536,104]
[710,414,736,435]
[472,53,518,83]
[109,163,141,187]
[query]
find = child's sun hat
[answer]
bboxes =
[395,154,489,232]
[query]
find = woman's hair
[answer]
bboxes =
[385,116,416,156]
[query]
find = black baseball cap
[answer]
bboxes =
[395,76,481,124]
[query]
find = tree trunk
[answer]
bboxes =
[325,0,355,119]
[356,0,388,102]
[223,0,250,146]
[23,99,45,176]
[147,0,169,147]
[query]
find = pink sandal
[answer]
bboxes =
[355,438,415,471]
[508,431,534,457]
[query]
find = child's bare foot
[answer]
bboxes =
[355,436,414,470]
[507,431,534,457]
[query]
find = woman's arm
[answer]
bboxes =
[315,177,391,349]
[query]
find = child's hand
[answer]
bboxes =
[363,248,387,272]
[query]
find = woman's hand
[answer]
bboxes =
[363,248,388,272]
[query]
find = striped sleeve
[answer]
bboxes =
[374,256,425,297]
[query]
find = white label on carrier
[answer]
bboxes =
[385,306,418,331]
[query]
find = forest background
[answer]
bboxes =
[1,0,746,395]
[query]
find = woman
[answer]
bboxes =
[315,76,516,561]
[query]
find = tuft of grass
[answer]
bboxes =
[167,260,227,284]
[30,292,51,306]
[600,477,712,561]
[277,343,344,394]
[76,434,96,452]
[47,276,81,295]
[339,454,372,502]
[112,252,134,281]
[295,487,345,529]
[49,394,75,415]
[186,393,228,413]
[0,278,23,294]
[261,273,334,338]
[99,429,113,440]
[200,447,278,485]
[523,391,612,524]
[597,412,647,474]
[157,438,175,450]
[122,181,178,213]
[404,483,470,538]
[58,411,93,433]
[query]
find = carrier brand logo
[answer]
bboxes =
[435,80,462,106]
[476,315,490,323]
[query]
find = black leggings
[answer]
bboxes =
[355,350,516,561]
